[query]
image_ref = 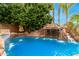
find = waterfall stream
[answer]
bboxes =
[66,33,77,44]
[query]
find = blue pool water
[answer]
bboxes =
[5,36,79,56]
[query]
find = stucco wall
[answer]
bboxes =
[0,24,19,32]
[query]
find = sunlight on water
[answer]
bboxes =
[43,38,46,40]
[8,43,15,50]
[19,39,23,42]
[58,40,64,43]
[49,39,52,40]
[35,37,39,40]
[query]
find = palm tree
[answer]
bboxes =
[70,14,79,26]
[48,4,54,27]
[52,4,55,27]
[58,3,74,26]
[58,3,65,26]
[75,15,79,25]
[53,5,54,25]
[58,4,60,26]
[70,14,79,34]
[62,3,74,24]
[49,4,54,24]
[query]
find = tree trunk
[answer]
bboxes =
[52,8,54,27]
[19,25,24,32]
[66,13,68,25]
[66,8,68,25]
[77,16,78,26]
[58,4,60,26]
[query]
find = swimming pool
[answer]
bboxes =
[5,36,79,56]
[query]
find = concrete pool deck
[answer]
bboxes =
[0,39,4,56]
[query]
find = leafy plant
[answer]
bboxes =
[0,3,53,32]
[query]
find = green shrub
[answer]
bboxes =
[0,3,53,32]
